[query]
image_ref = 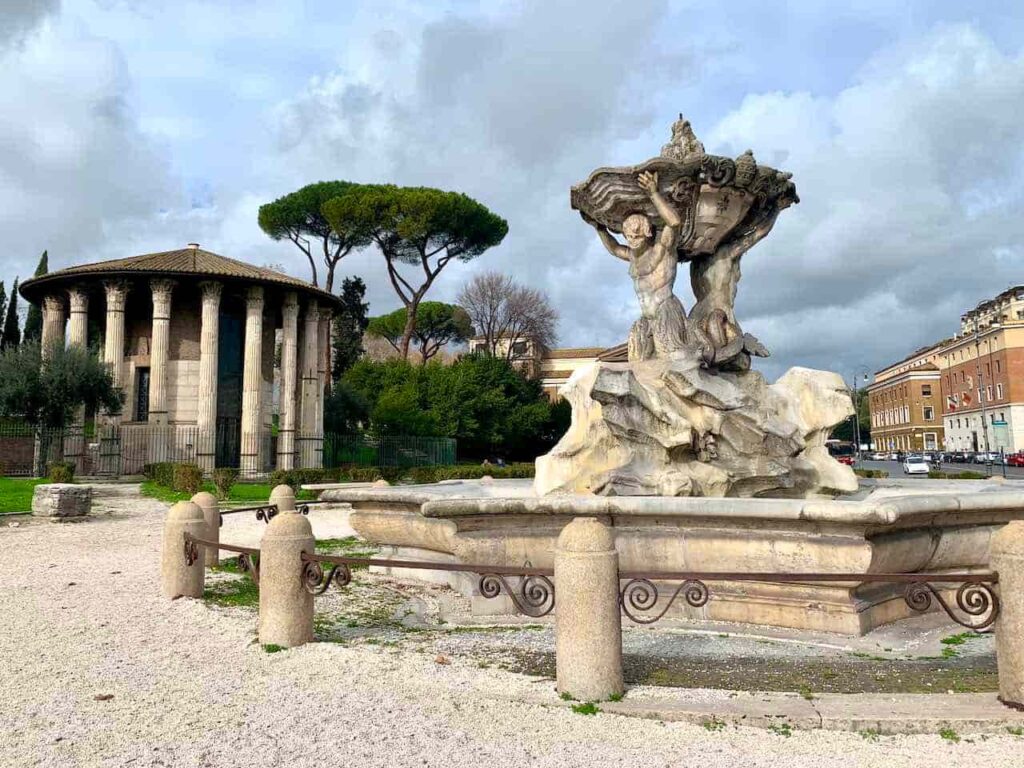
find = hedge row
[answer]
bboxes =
[143,462,203,495]
[268,462,536,491]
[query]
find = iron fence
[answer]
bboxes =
[0,422,456,478]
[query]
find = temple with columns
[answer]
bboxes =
[18,244,339,475]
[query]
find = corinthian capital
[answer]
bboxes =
[104,280,130,313]
[199,280,223,305]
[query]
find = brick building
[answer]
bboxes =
[867,344,944,452]
[868,285,1024,455]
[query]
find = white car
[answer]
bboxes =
[902,455,930,475]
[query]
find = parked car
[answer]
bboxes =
[902,455,930,475]
[867,451,886,461]
[951,451,973,463]
[835,455,856,466]
[974,452,998,464]
[888,452,899,461]
[1006,453,1024,467]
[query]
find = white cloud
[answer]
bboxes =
[707,24,1024,377]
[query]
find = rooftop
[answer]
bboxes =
[19,245,341,307]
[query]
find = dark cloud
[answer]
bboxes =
[0,0,59,48]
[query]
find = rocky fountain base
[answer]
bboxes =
[536,358,857,499]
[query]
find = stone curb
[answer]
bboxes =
[511,691,1024,735]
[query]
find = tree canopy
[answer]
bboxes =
[341,355,568,460]
[257,181,372,292]
[332,276,370,380]
[458,271,558,360]
[322,184,507,359]
[0,342,123,429]
[22,250,47,344]
[0,278,21,351]
[367,301,472,363]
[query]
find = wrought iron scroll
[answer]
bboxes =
[616,572,1000,630]
[904,581,999,632]
[478,574,556,618]
[301,553,352,595]
[619,578,709,625]
[237,552,261,585]
[183,535,199,566]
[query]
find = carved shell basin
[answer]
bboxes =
[570,154,798,259]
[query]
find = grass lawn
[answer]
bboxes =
[140,481,314,505]
[0,477,47,515]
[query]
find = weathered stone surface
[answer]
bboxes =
[991,521,1024,708]
[555,518,623,701]
[535,358,857,498]
[31,484,92,518]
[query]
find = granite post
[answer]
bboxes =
[160,501,206,599]
[258,511,315,647]
[554,517,624,701]
[191,491,220,568]
[992,521,1024,709]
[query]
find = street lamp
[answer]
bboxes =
[849,367,871,458]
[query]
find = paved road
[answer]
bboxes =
[854,459,1021,478]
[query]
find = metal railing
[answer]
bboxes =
[180,530,1001,630]
[0,423,456,478]
[616,571,1000,631]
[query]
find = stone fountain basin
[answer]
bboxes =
[317,478,1024,635]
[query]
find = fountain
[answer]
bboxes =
[319,117,1024,635]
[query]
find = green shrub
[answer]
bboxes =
[47,462,75,483]
[143,462,176,487]
[854,468,889,479]
[928,470,987,480]
[212,468,239,500]
[172,463,203,494]
[268,468,339,491]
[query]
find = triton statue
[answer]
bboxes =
[538,115,855,499]
[571,115,797,371]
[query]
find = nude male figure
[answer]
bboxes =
[590,171,706,362]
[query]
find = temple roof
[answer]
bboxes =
[19,245,341,307]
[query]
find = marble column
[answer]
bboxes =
[316,308,331,436]
[240,286,264,476]
[196,281,222,474]
[298,300,322,468]
[64,286,89,468]
[35,295,66,475]
[148,279,175,463]
[103,282,129,394]
[100,281,129,474]
[40,295,67,358]
[277,292,299,471]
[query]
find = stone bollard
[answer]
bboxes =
[269,484,296,513]
[258,511,315,648]
[555,517,623,702]
[191,491,220,568]
[992,521,1024,709]
[160,501,206,599]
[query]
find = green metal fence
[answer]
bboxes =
[322,434,456,468]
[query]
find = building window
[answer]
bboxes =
[996,360,1002,373]
[997,383,1004,399]
[957,418,961,429]
[511,341,528,357]
[922,384,932,396]
[987,385,993,401]
[923,406,934,421]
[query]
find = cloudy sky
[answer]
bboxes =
[2,0,1023,380]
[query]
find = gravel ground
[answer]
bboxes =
[2,493,1023,768]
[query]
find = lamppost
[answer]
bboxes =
[849,367,871,457]
[973,326,992,454]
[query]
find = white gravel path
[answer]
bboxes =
[2,494,1023,768]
